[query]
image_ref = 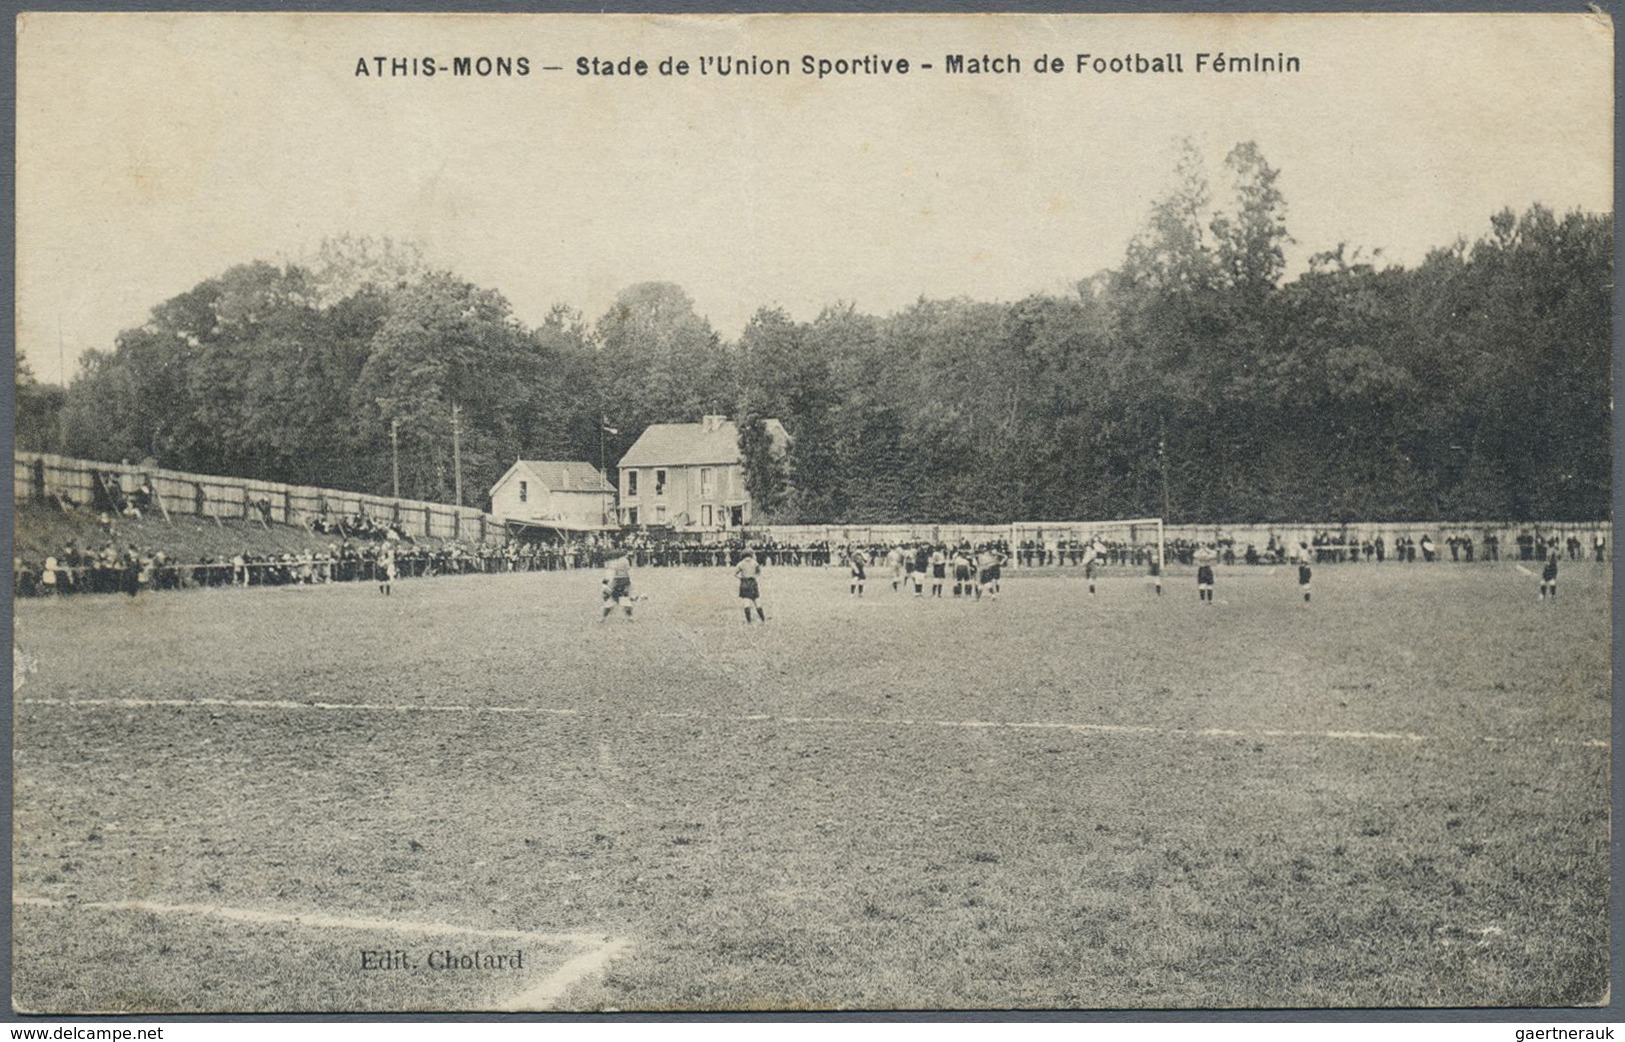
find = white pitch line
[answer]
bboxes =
[19,696,577,717]
[19,696,1606,749]
[14,895,630,1012]
[783,715,912,727]
[739,712,1605,749]
[13,895,607,945]
[508,935,632,1011]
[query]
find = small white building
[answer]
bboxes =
[488,460,615,534]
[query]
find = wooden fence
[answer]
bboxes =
[15,452,496,543]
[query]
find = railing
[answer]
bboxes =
[13,547,614,597]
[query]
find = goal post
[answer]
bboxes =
[1009,518,1165,571]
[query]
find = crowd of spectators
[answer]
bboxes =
[309,508,410,542]
[1019,527,1603,569]
[14,541,177,598]
[13,534,641,598]
[14,524,1606,600]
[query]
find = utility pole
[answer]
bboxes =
[451,402,463,508]
[56,315,69,449]
[1159,417,1172,572]
[1159,418,1172,523]
[390,418,400,498]
[599,415,609,527]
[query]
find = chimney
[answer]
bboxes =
[702,414,728,433]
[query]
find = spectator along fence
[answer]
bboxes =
[14,450,1608,571]
[739,520,1608,561]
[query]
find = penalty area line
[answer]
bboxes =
[13,895,629,1012]
[20,696,1605,749]
[727,712,1607,750]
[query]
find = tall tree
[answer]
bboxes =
[1211,141,1290,302]
[736,407,789,523]
[307,234,429,306]
[594,282,733,441]
[352,272,540,503]
[45,187,1609,526]
[14,352,66,454]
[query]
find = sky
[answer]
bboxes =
[16,12,1614,385]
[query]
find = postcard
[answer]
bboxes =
[12,11,1613,1013]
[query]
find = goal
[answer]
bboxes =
[1009,518,1165,571]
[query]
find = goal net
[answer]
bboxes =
[1009,518,1165,571]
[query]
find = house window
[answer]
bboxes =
[626,470,638,497]
[655,505,667,523]
[655,469,667,496]
[730,506,744,527]
[701,505,713,527]
[518,480,528,503]
[627,506,639,526]
[700,468,714,498]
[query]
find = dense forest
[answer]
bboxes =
[15,144,1611,524]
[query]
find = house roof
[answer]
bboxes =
[489,460,613,498]
[618,418,789,468]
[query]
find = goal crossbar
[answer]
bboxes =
[1010,518,1165,570]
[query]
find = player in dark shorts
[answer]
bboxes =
[952,548,972,597]
[929,546,947,598]
[1194,544,1217,603]
[1083,537,1109,595]
[1148,556,1162,596]
[601,550,635,621]
[736,549,766,623]
[847,547,867,597]
[1298,562,1312,603]
[973,545,1002,601]
[912,544,928,596]
[1540,550,1559,601]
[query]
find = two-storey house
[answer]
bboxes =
[615,415,788,530]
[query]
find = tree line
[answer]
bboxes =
[16,145,1611,524]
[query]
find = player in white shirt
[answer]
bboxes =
[601,550,635,621]
[1084,537,1104,596]
[377,542,396,596]
[1194,544,1218,603]
[973,545,1004,601]
[951,547,973,598]
[887,545,905,592]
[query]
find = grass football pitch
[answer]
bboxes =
[11,561,1611,1011]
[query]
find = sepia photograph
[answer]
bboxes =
[9,11,1614,1014]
